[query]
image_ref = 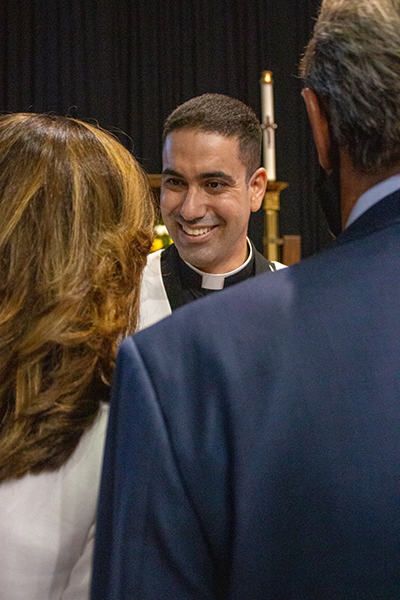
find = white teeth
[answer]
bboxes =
[181,224,212,236]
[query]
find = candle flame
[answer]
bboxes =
[261,71,273,84]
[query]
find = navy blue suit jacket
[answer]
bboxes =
[92,191,400,600]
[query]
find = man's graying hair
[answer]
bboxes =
[301,0,400,173]
[162,94,262,181]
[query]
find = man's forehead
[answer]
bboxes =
[162,129,244,175]
[163,128,239,152]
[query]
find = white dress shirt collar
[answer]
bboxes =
[346,173,400,228]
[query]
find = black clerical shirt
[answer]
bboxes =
[161,241,275,311]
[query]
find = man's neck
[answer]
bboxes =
[184,239,253,290]
[339,150,400,226]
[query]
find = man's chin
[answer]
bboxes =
[175,245,217,272]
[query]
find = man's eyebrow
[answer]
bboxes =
[162,169,236,185]
[162,168,183,177]
[198,171,235,184]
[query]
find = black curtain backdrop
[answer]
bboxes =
[0,0,332,257]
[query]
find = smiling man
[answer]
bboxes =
[139,94,285,329]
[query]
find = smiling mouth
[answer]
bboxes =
[180,223,214,236]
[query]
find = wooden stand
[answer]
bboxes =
[147,174,162,191]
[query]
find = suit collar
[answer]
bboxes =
[336,189,400,247]
[346,173,400,227]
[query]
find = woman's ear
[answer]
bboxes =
[302,88,332,173]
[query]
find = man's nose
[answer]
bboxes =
[179,187,206,222]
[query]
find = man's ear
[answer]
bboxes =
[302,87,332,173]
[249,167,267,212]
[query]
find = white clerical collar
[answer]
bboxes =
[183,238,253,290]
[346,173,400,228]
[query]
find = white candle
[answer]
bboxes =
[260,70,276,181]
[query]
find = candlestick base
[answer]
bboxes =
[263,181,301,264]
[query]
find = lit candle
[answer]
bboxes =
[260,70,276,181]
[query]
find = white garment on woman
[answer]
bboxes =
[0,402,108,600]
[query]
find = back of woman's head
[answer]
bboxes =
[0,113,154,482]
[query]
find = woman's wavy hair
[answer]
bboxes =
[0,113,154,482]
[300,0,400,173]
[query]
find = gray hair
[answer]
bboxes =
[300,0,400,173]
[162,94,262,181]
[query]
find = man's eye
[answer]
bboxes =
[206,181,224,190]
[165,178,184,187]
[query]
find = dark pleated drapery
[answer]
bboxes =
[0,0,331,257]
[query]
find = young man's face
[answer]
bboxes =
[161,129,266,274]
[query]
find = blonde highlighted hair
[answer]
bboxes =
[0,113,154,482]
